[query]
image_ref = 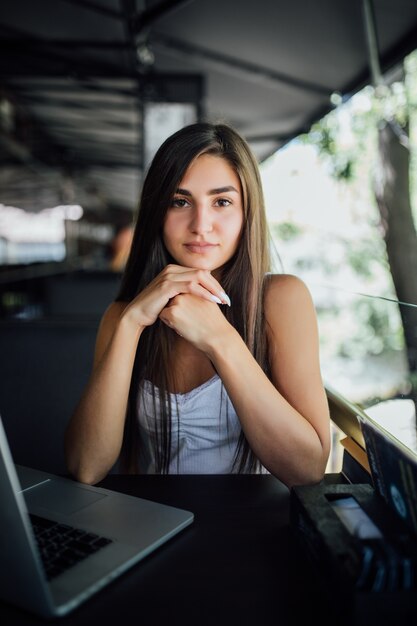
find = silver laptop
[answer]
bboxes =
[0,417,194,618]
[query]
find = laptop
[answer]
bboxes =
[0,417,194,618]
[357,411,417,535]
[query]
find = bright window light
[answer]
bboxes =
[0,204,84,264]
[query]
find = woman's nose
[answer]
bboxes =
[189,205,213,233]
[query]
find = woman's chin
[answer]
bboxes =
[176,257,220,272]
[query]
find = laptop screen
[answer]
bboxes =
[358,413,417,535]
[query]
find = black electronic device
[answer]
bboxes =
[291,481,417,625]
[290,398,417,626]
[290,403,417,624]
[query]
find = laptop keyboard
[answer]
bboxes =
[29,514,113,580]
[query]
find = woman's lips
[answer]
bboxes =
[184,242,218,253]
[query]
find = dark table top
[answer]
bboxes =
[1,473,322,626]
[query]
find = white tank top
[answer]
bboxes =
[136,374,243,474]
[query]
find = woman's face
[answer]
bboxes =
[163,154,244,273]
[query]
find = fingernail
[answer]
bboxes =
[211,295,223,304]
[220,292,231,306]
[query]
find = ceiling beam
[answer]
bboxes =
[14,93,139,112]
[0,128,73,179]
[120,0,141,75]
[58,0,124,20]
[0,24,134,78]
[4,76,139,98]
[151,33,333,96]
[133,0,194,37]
[0,39,129,51]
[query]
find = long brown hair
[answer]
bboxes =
[117,122,271,473]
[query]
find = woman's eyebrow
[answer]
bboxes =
[175,186,239,196]
[209,186,239,195]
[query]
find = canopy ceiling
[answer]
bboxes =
[1,0,417,214]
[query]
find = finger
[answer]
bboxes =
[186,282,225,304]
[167,280,223,305]
[169,269,231,305]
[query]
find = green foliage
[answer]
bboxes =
[308,117,357,181]
[297,50,417,367]
[337,296,405,358]
[272,221,303,241]
[305,50,417,187]
[345,237,389,279]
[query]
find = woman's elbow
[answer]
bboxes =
[304,450,330,486]
[283,446,329,489]
[65,448,107,485]
[66,462,106,486]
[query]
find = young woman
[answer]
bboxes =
[65,122,330,487]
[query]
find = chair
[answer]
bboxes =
[325,384,371,483]
[0,318,98,474]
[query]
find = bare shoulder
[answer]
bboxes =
[264,274,314,319]
[263,274,318,347]
[264,274,322,386]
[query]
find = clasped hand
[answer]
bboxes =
[122,264,231,351]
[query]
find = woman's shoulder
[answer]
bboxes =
[264,274,315,320]
[265,273,311,299]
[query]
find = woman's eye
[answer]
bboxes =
[215,198,232,207]
[171,197,189,208]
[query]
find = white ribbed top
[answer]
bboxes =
[136,374,243,474]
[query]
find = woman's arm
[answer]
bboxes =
[65,265,228,485]
[64,302,142,485]
[160,274,330,487]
